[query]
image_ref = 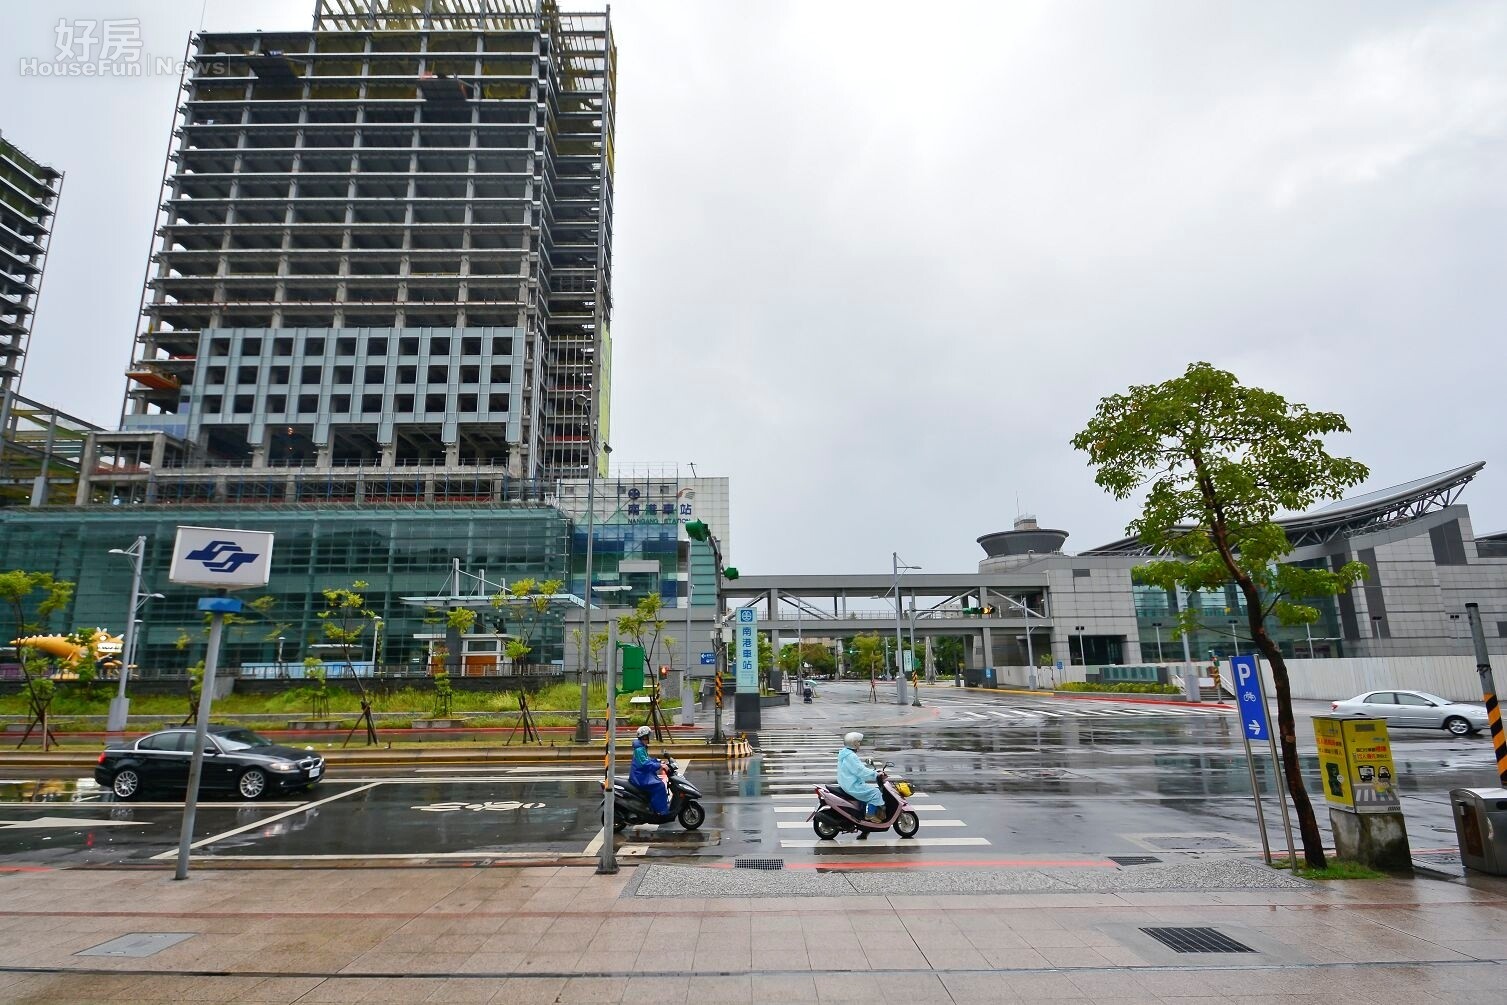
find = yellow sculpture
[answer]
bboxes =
[11,629,124,677]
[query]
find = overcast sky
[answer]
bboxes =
[5,1,1504,574]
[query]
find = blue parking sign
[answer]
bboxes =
[1230,654,1269,741]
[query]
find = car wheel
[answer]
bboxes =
[1443,716,1474,737]
[237,768,269,800]
[111,769,141,800]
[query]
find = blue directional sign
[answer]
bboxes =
[700,652,716,665]
[1230,654,1269,741]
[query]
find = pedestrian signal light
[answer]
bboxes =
[659,665,669,679]
[981,606,994,615]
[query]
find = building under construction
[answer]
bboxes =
[91,0,616,506]
[0,130,98,507]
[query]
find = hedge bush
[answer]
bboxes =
[1058,681,1181,695]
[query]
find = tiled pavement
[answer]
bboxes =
[0,863,1504,1003]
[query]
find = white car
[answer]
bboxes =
[1329,690,1489,737]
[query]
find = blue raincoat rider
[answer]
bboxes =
[837,731,884,821]
[630,725,670,815]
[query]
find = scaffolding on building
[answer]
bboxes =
[112,0,615,497]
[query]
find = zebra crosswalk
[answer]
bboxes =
[920,694,1233,726]
[754,730,990,851]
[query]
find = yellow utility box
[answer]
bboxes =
[1313,716,1400,813]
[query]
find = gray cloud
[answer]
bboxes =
[6,1,1504,573]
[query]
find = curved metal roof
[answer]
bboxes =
[1084,462,1484,555]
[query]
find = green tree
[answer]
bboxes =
[778,642,836,675]
[1072,361,1370,869]
[612,591,674,673]
[432,666,454,718]
[851,634,886,677]
[304,657,329,718]
[491,577,563,669]
[933,636,965,675]
[318,581,381,742]
[1,570,76,745]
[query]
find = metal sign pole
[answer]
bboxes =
[680,552,695,727]
[174,596,239,880]
[1239,727,1273,866]
[598,619,618,874]
[1253,655,1297,868]
[1231,653,1273,865]
[1466,604,1507,785]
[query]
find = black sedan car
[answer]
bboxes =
[95,726,324,800]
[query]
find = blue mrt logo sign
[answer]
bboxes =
[1231,654,1270,741]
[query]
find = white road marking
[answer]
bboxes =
[191,847,649,862]
[769,791,930,800]
[150,781,381,859]
[0,815,149,830]
[413,766,599,775]
[774,803,945,813]
[780,837,990,849]
[0,801,305,810]
[777,818,965,829]
[331,775,601,784]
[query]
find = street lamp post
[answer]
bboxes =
[1151,621,1165,663]
[370,616,383,672]
[276,635,286,677]
[575,393,609,743]
[892,552,920,704]
[107,536,146,732]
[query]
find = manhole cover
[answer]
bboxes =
[1108,855,1162,866]
[77,933,195,958]
[734,858,784,870]
[1141,927,1255,954]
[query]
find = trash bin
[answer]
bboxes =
[1449,787,1507,875]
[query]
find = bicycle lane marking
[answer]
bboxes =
[149,782,381,860]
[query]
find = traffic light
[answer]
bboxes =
[685,519,710,542]
[659,665,669,680]
[982,605,994,616]
[723,566,740,580]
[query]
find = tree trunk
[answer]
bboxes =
[1241,581,1327,869]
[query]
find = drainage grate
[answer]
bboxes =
[1108,855,1162,866]
[76,933,196,958]
[1141,927,1256,954]
[734,858,785,870]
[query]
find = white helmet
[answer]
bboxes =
[844,731,863,750]
[636,725,652,739]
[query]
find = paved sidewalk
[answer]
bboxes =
[1,861,1504,1003]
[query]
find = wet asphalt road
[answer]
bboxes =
[0,682,1499,869]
